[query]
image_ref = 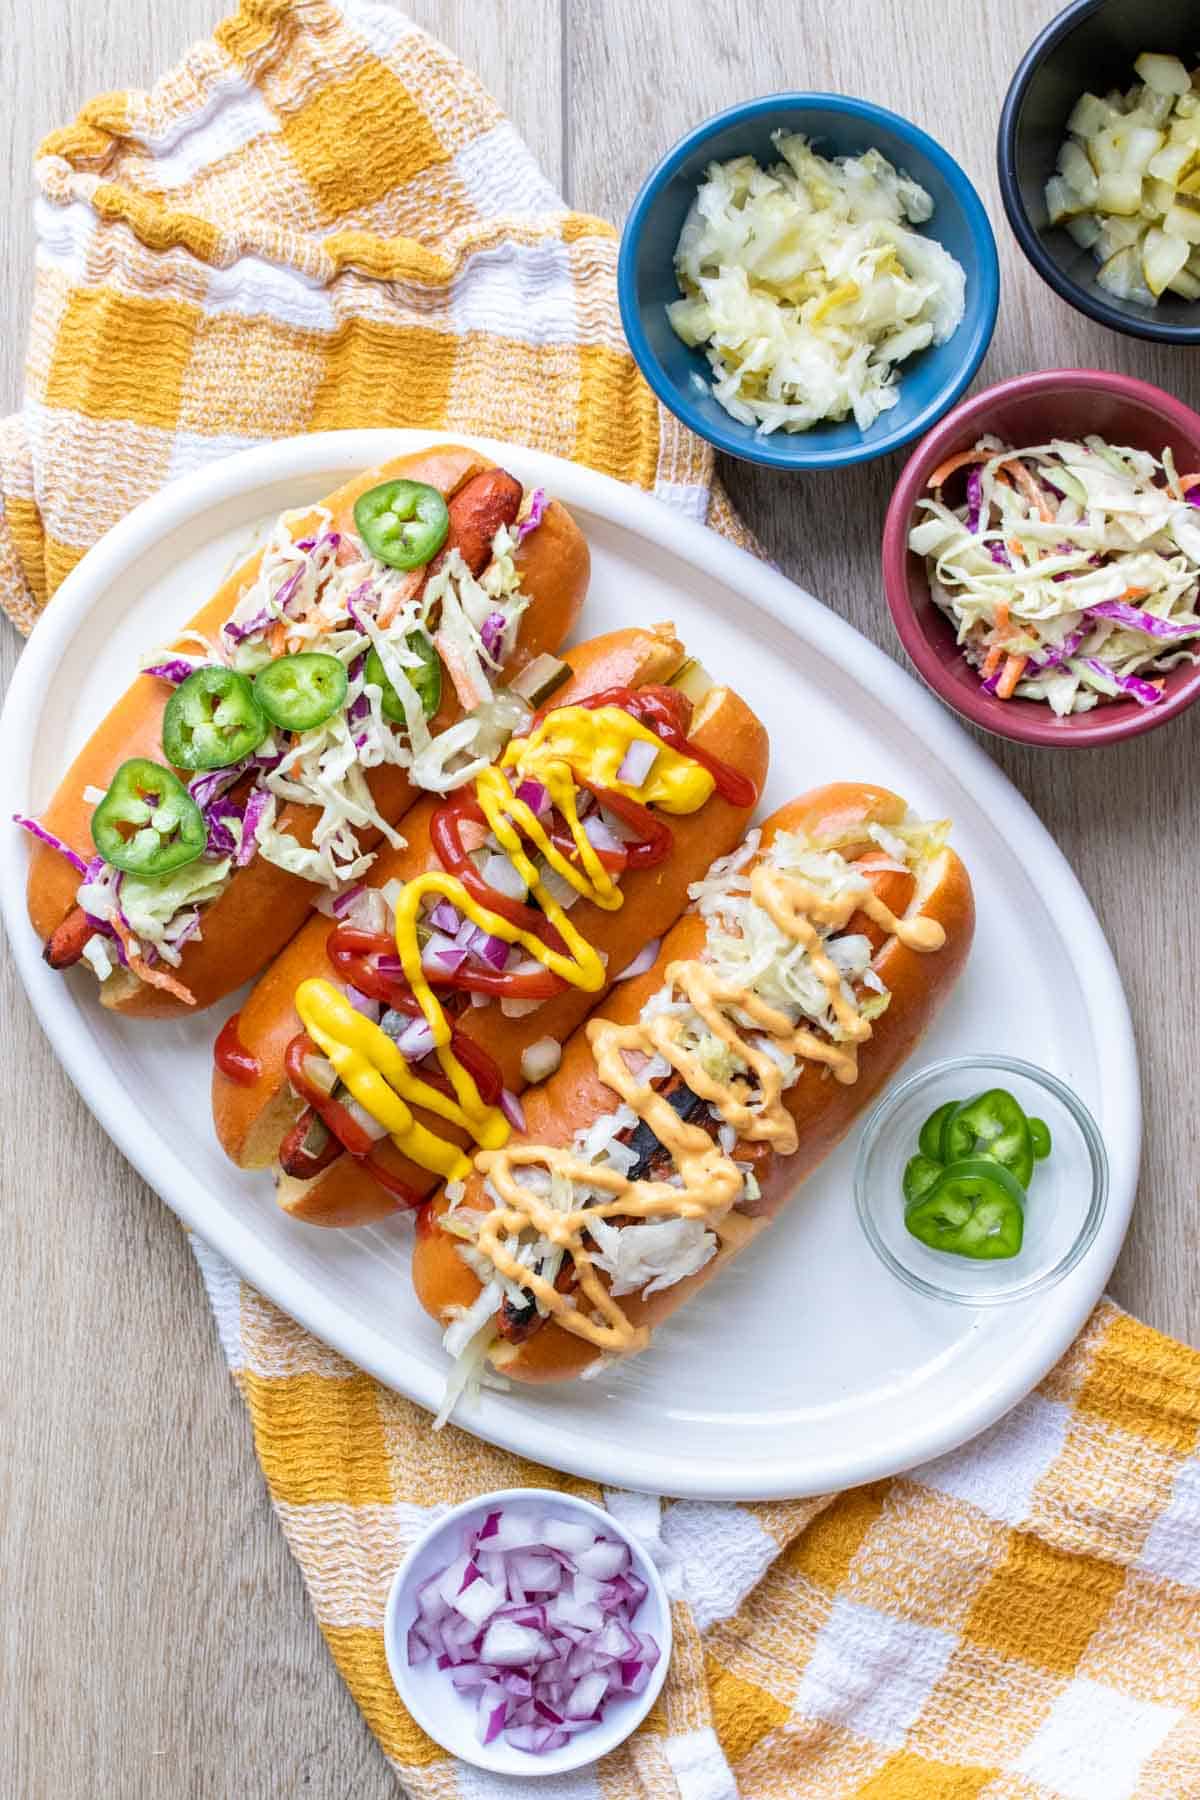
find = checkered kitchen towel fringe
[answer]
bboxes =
[5,4,1200,1795]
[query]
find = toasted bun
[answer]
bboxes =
[216,636,769,1244]
[412,783,974,1382]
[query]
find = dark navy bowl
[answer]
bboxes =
[999,0,1200,344]
[617,94,1000,471]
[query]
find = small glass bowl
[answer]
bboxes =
[855,1055,1108,1305]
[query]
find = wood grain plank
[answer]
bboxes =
[567,0,1200,1347]
[0,2,560,1794]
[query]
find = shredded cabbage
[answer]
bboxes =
[911,435,1200,715]
[668,132,966,434]
[448,823,925,1329]
[61,504,532,984]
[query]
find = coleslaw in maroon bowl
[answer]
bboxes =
[882,369,1200,745]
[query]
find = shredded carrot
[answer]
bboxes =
[996,654,1028,700]
[377,569,423,629]
[1121,586,1151,601]
[111,919,198,1006]
[994,600,1011,639]
[1007,538,1026,561]
[269,619,287,658]
[980,643,1005,680]
[434,630,484,713]
[1002,459,1055,523]
[1178,473,1200,491]
[926,449,993,488]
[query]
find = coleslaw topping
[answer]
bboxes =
[27,496,535,984]
[437,817,944,1404]
[910,435,1200,713]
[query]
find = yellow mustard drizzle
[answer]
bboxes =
[295,979,507,1180]
[472,853,947,1354]
[293,706,716,1185]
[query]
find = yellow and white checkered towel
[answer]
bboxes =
[5,4,1200,1795]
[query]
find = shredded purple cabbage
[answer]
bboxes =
[238,789,271,866]
[480,611,506,660]
[516,488,547,540]
[274,565,305,615]
[12,815,90,876]
[1082,658,1164,706]
[1084,600,1200,641]
[204,795,244,859]
[987,540,1011,569]
[144,658,205,685]
[1026,629,1085,674]
[188,764,246,811]
[965,467,983,536]
[222,608,274,644]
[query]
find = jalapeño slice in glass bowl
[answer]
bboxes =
[91,759,207,877]
[855,1054,1107,1305]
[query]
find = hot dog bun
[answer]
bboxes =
[412,783,974,1383]
[27,446,588,1016]
[213,626,770,1233]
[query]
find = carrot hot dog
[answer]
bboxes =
[212,626,769,1231]
[20,446,588,1016]
[412,783,974,1404]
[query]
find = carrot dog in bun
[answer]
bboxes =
[212,626,769,1229]
[412,783,973,1412]
[20,446,588,1015]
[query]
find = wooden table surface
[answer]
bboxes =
[3,1,1197,1793]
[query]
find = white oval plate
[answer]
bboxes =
[0,430,1139,1500]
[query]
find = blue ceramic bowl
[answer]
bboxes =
[617,94,1001,471]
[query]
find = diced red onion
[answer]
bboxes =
[520,1037,561,1085]
[516,488,547,539]
[346,985,381,1022]
[428,899,462,936]
[468,927,511,972]
[406,1505,657,1756]
[481,852,527,902]
[499,1088,527,1132]
[616,738,659,787]
[422,933,468,973]
[376,953,405,976]
[13,815,89,877]
[393,1015,436,1061]
[582,814,624,855]
[1084,600,1200,641]
[615,937,660,982]
[331,883,365,918]
[514,779,549,816]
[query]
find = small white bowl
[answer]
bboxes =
[383,1487,672,1777]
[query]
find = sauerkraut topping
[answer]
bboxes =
[667,132,966,435]
[450,819,947,1362]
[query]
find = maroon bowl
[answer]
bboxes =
[882,370,1200,747]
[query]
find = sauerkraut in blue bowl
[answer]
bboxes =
[618,94,1000,471]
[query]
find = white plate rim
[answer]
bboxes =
[0,428,1140,1499]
